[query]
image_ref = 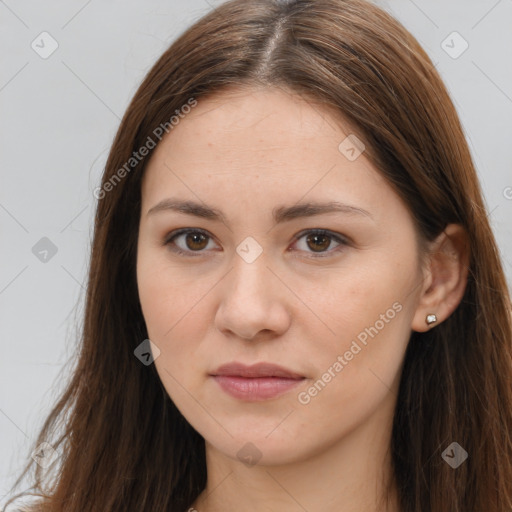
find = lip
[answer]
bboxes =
[212,362,305,379]
[210,362,306,401]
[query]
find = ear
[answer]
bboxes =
[411,224,470,332]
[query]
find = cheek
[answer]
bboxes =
[136,250,216,394]
[298,252,417,398]
[137,246,209,340]
[309,254,414,342]
[137,268,206,412]
[292,282,412,447]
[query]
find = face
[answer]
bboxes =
[136,86,425,466]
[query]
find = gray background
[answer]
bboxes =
[1,0,511,506]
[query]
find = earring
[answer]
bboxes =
[425,313,437,326]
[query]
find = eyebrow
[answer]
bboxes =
[146,198,373,224]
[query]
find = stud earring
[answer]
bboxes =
[425,313,437,326]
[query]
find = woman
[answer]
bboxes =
[5,0,512,510]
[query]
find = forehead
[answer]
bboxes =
[143,86,380,183]
[169,86,348,155]
[139,86,408,230]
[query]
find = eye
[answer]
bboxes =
[163,228,348,258]
[291,229,348,258]
[163,228,219,257]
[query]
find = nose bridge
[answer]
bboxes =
[229,242,274,301]
[214,239,291,339]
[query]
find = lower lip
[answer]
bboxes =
[212,375,305,401]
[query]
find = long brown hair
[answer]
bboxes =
[5,0,512,510]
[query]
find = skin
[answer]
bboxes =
[136,86,469,512]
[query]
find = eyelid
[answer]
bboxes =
[289,228,349,258]
[163,227,217,257]
[291,228,350,246]
[163,227,350,258]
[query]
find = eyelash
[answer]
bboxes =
[162,228,349,259]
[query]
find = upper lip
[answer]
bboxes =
[211,362,305,379]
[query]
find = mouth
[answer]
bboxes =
[210,362,306,401]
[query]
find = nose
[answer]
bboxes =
[214,252,292,341]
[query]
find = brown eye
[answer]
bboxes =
[164,228,348,258]
[184,232,209,251]
[305,233,331,252]
[164,229,217,256]
[292,229,348,258]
